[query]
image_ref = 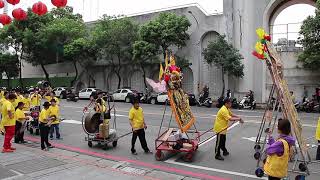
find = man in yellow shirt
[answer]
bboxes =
[39,102,53,151]
[2,93,17,153]
[49,99,61,140]
[14,102,29,144]
[22,92,31,111]
[30,91,42,107]
[13,89,24,108]
[316,117,320,160]
[214,98,243,160]
[45,92,60,105]
[129,99,151,155]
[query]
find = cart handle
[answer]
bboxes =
[116,131,133,140]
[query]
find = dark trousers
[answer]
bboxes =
[50,124,60,139]
[215,134,227,157]
[39,123,51,150]
[316,140,320,160]
[268,176,281,180]
[131,129,149,153]
[15,121,25,143]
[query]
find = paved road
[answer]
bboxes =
[27,100,320,179]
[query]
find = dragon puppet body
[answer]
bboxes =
[146,53,195,133]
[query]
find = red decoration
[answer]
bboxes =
[164,75,170,82]
[252,51,265,60]
[0,14,12,25]
[12,8,27,21]
[0,0,5,9]
[264,35,271,41]
[51,0,67,8]
[6,0,20,5]
[32,1,48,16]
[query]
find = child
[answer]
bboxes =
[14,102,29,143]
[264,119,295,180]
[128,99,151,155]
[48,99,61,140]
[22,92,31,111]
[39,102,53,151]
[316,117,320,160]
[45,92,60,105]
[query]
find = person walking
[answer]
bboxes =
[214,98,243,160]
[129,99,152,155]
[1,93,17,153]
[14,102,29,144]
[39,102,54,151]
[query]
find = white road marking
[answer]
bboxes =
[61,120,82,124]
[199,122,240,147]
[165,159,268,180]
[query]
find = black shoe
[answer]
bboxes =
[21,140,28,144]
[215,155,224,161]
[145,150,153,154]
[48,145,54,148]
[132,152,138,155]
[223,151,230,156]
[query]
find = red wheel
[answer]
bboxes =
[155,150,165,161]
[183,153,193,162]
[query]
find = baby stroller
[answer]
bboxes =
[27,106,40,135]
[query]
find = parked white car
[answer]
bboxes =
[78,88,101,99]
[112,89,143,103]
[150,92,169,105]
[53,87,66,98]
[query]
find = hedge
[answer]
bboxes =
[0,77,75,88]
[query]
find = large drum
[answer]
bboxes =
[84,112,102,134]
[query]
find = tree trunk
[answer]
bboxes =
[116,54,122,89]
[19,59,23,88]
[4,71,10,89]
[220,68,225,98]
[40,63,50,85]
[78,61,95,87]
[71,61,78,87]
[141,64,147,91]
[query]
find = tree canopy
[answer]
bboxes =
[203,35,244,97]
[298,0,320,70]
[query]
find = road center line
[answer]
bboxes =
[165,159,267,180]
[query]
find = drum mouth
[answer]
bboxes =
[84,112,103,134]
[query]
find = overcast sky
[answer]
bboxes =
[2,0,316,41]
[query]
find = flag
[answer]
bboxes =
[159,63,164,81]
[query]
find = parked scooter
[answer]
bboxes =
[66,89,79,102]
[140,88,152,103]
[305,98,320,113]
[238,95,256,110]
[197,93,212,108]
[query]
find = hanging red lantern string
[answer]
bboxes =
[0,0,5,9]
[6,0,20,5]
[12,8,27,21]
[0,14,12,25]
[51,0,67,8]
[32,1,48,16]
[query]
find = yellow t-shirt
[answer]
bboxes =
[0,97,6,113]
[15,108,26,123]
[13,94,24,108]
[22,97,31,111]
[316,117,320,141]
[1,100,15,126]
[214,105,232,134]
[45,96,60,105]
[39,108,49,123]
[30,94,42,106]
[48,105,60,124]
[129,107,144,130]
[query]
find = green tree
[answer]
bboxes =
[139,12,191,59]
[0,53,19,88]
[133,40,159,89]
[93,16,138,89]
[64,37,97,86]
[298,0,320,70]
[202,35,244,98]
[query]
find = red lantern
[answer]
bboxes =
[0,14,12,25]
[51,0,67,8]
[32,1,48,16]
[0,0,5,9]
[6,0,20,5]
[12,8,27,21]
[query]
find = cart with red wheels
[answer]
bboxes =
[155,128,200,162]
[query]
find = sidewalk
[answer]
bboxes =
[0,136,199,180]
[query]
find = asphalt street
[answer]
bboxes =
[26,100,320,180]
